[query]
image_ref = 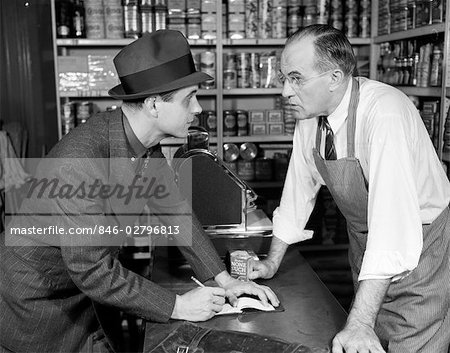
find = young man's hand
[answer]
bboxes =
[171,287,225,321]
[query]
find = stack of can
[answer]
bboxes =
[223,52,237,89]
[228,0,245,39]
[330,0,343,31]
[186,0,201,39]
[258,0,273,39]
[344,0,358,38]
[201,0,216,39]
[104,0,124,39]
[359,0,371,38]
[140,0,154,34]
[245,0,258,38]
[200,51,216,89]
[167,0,186,36]
[236,53,250,88]
[272,0,288,39]
[122,0,140,38]
[287,1,301,35]
[84,0,106,39]
[203,110,217,136]
[249,53,260,88]
[316,0,330,25]
[61,101,94,135]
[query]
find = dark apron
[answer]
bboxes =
[312,78,450,352]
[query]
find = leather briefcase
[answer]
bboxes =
[146,321,329,353]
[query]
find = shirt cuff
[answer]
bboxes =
[272,207,314,244]
[358,250,419,282]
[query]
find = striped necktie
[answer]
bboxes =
[319,116,337,160]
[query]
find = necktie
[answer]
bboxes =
[319,116,337,160]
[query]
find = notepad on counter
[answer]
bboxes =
[216,297,284,316]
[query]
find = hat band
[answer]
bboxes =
[120,54,196,95]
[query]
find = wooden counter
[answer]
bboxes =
[144,247,347,351]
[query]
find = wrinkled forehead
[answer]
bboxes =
[280,37,316,74]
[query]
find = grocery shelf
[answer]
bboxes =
[373,23,445,43]
[395,86,442,97]
[56,38,216,46]
[223,135,293,143]
[223,88,283,96]
[59,89,217,98]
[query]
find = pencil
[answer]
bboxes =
[191,276,205,287]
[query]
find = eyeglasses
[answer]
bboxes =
[278,70,332,88]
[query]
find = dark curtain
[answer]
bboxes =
[0,0,58,158]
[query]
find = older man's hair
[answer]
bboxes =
[286,24,356,77]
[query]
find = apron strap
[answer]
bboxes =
[347,78,360,158]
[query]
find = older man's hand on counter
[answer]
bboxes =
[248,258,279,280]
[214,271,280,308]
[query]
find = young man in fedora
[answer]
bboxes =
[0,30,279,353]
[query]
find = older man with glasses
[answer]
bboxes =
[250,24,450,353]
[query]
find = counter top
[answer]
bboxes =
[144,247,347,351]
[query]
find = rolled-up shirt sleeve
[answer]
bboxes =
[359,95,423,282]
[273,121,321,244]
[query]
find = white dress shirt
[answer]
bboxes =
[273,77,450,281]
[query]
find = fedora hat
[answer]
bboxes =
[108,30,212,100]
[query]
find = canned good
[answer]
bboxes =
[223,143,240,162]
[272,6,287,39]
[258,0,273,39]
[287,5,301,35]
[236,110,248,136]
[255,158,273,181]
[104,0,123,39]
[77,101,93,124]
[62,101,76,135]
[205,110,217,136]
[239,142,257,160]
[223,110,237,136]
[237,160,255,181]
[249,53,260,88]
[223,69,237,89]
[85,0,105,39]
[123,4,141,38]
[245,0,258,38]
[154,5,167,30]
[229,250,252,281]
[200,51,216,89]
[223,53,236,70]
[141,7,154,34]
[237,53,250,88]
[187,17,201,39]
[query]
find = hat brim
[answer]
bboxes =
[108,71,213,100]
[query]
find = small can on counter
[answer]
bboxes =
[236,110,248,136]
[223,110,237,136]
[229,250,252,281]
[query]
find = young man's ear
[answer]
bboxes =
[144,96,158,117]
